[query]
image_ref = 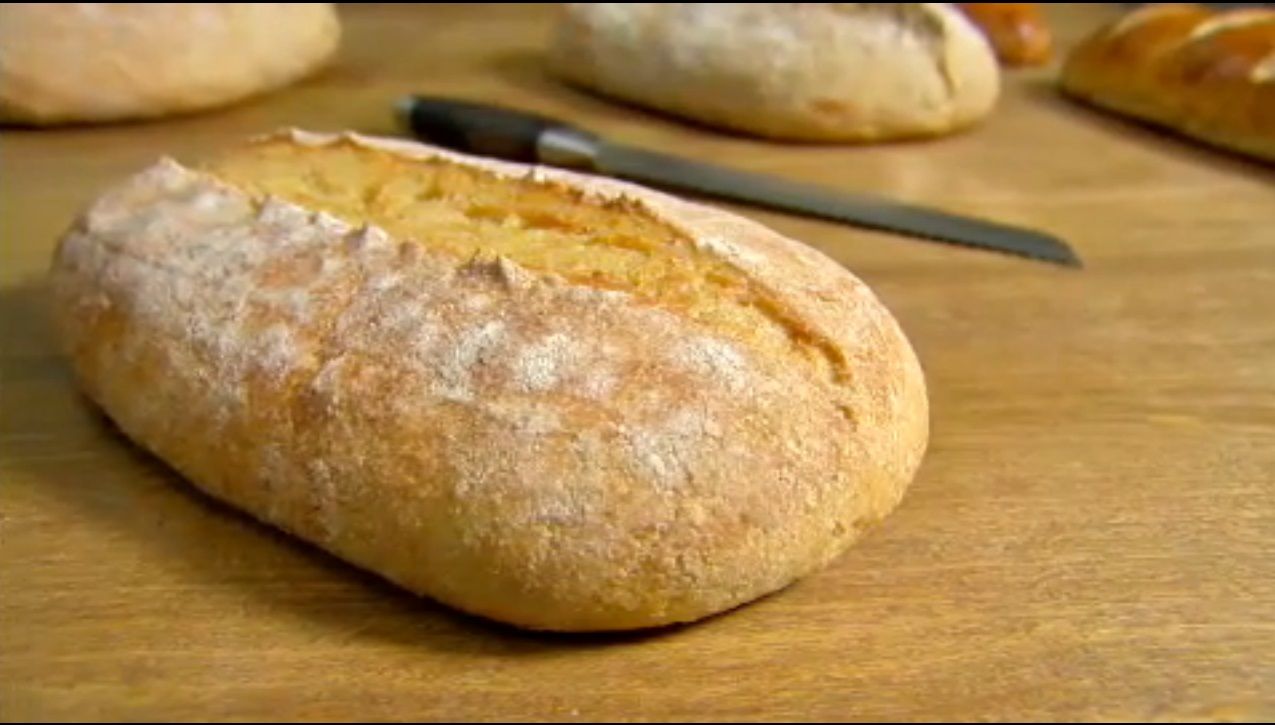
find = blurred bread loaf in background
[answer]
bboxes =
[957,3,1054,67]
[548,3,1000,143]
[1059,4,1275,164]
[0,3,340,125]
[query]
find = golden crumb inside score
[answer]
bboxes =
[204,138,841,386]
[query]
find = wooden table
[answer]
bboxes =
[3,4,1272,721]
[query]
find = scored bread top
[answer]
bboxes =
[1059,4,1275,162]
[51,129,928,630]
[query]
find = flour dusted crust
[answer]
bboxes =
[548,3,1000,142]
[49,130,928,631]
[0,4,340,125]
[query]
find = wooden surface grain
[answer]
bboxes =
[2,4,1273,721]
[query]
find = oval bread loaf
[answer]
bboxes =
[0,4,340,125]
[1059,4,1275,164]
[49,130,929,631]
[547,3,1000,142]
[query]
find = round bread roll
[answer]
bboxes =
[49,130,929,631]
[0,4,340,125]
[548,3,1001,142]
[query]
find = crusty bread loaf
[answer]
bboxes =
[1059,4,1275,164]
[547,3,1000,142]
[957,3,1053,67]
[0,4,340,125]
[48,130,928,632]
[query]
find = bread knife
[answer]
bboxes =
[395,96,1081,267]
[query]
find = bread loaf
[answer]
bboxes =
[957,4,1053,67]
[49,130,928,632]
[0,4,340,125]
[547,3,1000,142]
[1059,4,1275,164]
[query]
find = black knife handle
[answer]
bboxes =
[396,96,594,164]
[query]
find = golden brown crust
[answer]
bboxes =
[1059,4,1275,163]
[0,4,340,125]
[957,4,1053,67]
[547,3,999,142]
[48,130,928,631]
